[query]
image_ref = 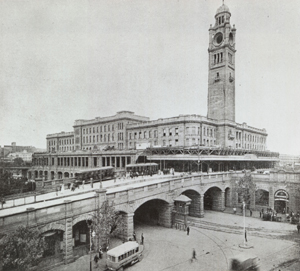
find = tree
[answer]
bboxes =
[13,158,24,167]
[236,173,256,208]
[0,226,46,271]
[91,200,126,250]
[0,172,27,205]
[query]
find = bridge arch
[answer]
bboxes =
[39,222,65,259]
[72,213,94,226]
[39,222,65,233]
[204,186,224,211]
[134,198,172,228]
[255,189,269,207]
[181,189,201,217]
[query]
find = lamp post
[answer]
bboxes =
[243,201,246,246]
[89,227,96,271]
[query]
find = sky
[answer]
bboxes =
[1,0,300,155]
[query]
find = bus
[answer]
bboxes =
[106,241,143,271]
[125,163,158,176]
[74,166,115,184]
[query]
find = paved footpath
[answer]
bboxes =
[50,211,300,271]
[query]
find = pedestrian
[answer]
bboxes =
[191,248,197,262]
[141,233,144,245]
[94,254,99,263]
[187,226,190,236]
[133,231,136,241]
[233,207,236,214]
[99,246,103,259]
[297,224,300,234]
[245,229,247,242]
[56,186,59,196]
[259,211,261,218]
[250,209,252,217]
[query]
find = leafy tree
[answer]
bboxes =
[13,158,24,167]
[91,200,126,250]
[0,171,13,206]
[0,172,28,205]
[236,173,256,208]
[0,226,46,271]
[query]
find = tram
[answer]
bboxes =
[74,166,115,184]
[125,163,158,176]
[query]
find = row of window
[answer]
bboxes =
[213,52,233,65]
[82,122,124,135]
[58,138,74,145]
[33,156,131,168]
[236,143,266,151]
[213,52,223,64]
[235,132,266,143]
[216,15,225,25]
[129,130,158,140]
[48,140,56,146]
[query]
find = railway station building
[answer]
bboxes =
[30,3,278,181]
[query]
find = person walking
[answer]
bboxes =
[187,226,190,236]
[191,248,197,262]
[250,209,252,217]
[141,233,144,245]
[99,246,103,259]
[245,229,247,242]
[133,231,136,241]
[297,224,300,234]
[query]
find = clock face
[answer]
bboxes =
[214,32,223,46]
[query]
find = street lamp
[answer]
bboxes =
[89,227,96,271]
[239,201,253,249]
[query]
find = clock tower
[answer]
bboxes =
[207,3,236,122]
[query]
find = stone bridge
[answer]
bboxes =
[0,171,297,265]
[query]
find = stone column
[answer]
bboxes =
[159,203,173,228]
[199,193,205,218]
[269,186,274,209]
[96,189,107,208]
[64,200,74,264]
[220,191,225,211]
[26,207,36,227]
[124,213,134,241]
[120,156,123,168]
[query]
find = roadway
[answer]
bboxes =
[0,173,184,217]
